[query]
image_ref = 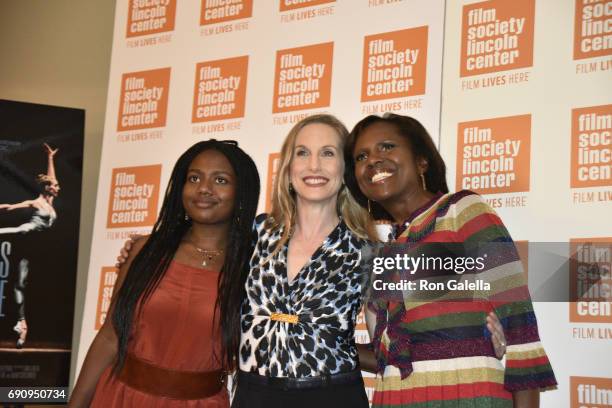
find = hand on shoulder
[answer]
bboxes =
[115,234,149,268]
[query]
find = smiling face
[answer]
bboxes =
[182,149,236,225]
[289,123,344,206]
[352,121,427,206]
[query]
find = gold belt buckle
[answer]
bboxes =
[270,313,299,324]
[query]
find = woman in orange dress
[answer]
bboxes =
[69,140,260,407]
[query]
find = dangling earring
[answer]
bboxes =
[184,214,190,221]
[288,183,294,193]
[420,173,427,191]
[367,199,372,214]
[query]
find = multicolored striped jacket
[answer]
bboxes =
[368,190,557,392]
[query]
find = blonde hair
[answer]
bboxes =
[267,114,378,257]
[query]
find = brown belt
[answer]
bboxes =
[118,353,225,400]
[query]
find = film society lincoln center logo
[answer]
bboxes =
[574,0,612,60]
[192,56,249,123]
[456,115,531,195]
[200,0,253,26]
[279,0,335,11]
[106,165,162,228]
[570,238,612,324]
[117,68,171,132]
[460,0,535,77]
[571,104,612,188]
[272,42,333,114]
[95,267,118,330]
[570,376,612,407]
[126,0,176,38]
[361,26,428,102]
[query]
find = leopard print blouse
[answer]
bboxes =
[239,214,368,378]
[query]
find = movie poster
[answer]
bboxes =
[0,100,84,387]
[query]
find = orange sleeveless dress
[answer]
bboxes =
[90,261,229,407]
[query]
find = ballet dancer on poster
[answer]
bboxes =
[0,143,60,347]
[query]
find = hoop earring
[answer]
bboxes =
[420,173,427,191]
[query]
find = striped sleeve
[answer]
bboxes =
[453,191,558,392]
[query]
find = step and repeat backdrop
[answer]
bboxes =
[440,1,611,407]
[77,1,610,406]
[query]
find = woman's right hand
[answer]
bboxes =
[115,234,144,267]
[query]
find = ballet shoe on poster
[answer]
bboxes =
[13,320,28,349]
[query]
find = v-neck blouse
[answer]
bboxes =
[239,214,368,378]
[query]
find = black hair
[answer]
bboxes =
[111,139,260,374]
[344,113,449,220]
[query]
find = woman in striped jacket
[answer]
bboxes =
[345,113,557,408]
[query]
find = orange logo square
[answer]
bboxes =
[456,115,531,195]
[574,0,612,60]
[460,0,535,77]
[126,0,176,38]
[571,104,612,188]
[192,56,249,123]
[265,153,281,212]
[272,42,334,114]
[106,165,162,228]
[569,238,612,323]
[117,68,171,131]
[95,267,118,330]
[361,26,428,102]
[570,376,612,407]
[200,0,252,25]
[279,0,335,12]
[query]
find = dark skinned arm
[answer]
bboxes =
[68,238,147,407]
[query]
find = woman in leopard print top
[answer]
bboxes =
[239,213,367,378]
[233,114,377,408]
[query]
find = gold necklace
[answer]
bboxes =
[194,247,223,267]
[187,241,224,267]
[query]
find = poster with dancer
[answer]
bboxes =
[0,100,84,387]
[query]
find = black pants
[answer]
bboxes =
[231,372,369,408]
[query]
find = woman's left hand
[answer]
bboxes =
[487,311,506,359]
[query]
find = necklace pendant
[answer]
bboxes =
[202,259,207,267]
